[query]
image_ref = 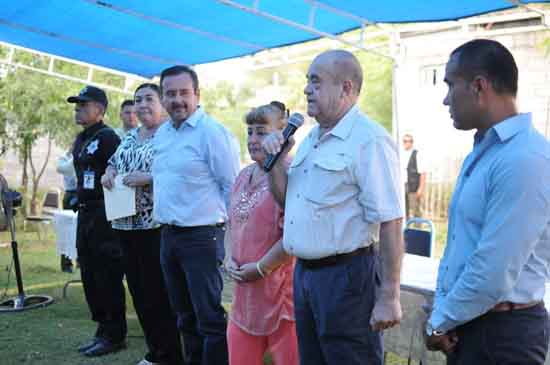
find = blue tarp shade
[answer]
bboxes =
[0,0,547,78]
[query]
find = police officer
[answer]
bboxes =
[67,86,127,357]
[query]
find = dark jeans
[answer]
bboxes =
[160,225,228,365]
[77,205,126,343]
[118,228,182,365]
[447,303,549,365]
[294,251,382,365]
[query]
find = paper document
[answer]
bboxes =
[104,175,136,221]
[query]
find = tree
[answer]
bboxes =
[356,52,393,131]
[542,37,550,56]
[240,49,393,131]
[201,81,254,159]
[199,45,394,161]
[0,70,78,214]
[0,45,133,214]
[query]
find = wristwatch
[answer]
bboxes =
[426,321,445,336]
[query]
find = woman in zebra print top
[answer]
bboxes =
[101,83,182,365]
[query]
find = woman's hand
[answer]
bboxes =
[101,167,117,190]
[225,258,241,281]
[231,262,263,283]
[123,172,152,187]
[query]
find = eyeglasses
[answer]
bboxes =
[402,139,413,143]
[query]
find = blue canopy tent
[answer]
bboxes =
[0,0,548,78]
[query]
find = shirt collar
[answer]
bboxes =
[82,121,104,137]
[170,106,204,130]
[492,112,532,142]
[314,104,358,141]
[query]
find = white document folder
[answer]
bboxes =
[104,175,136,221]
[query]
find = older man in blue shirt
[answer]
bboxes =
[426,39,550,365]
[152,65,240,365]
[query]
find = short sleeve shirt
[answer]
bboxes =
[283,105,404,259]
[72,122,120,203]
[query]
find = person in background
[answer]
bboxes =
[115,99,138,139]
[56,148,77,273]
[152,65,240,365]
[102,83,181,365]
[425,39,550,365]
[401,133,427,220]
[68,85,126,358]
[225,103,298,365]
[269,100,290,120]
[263,50,404,365]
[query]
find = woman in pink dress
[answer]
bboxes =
[226,103,298,365]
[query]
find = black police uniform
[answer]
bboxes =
[72,121,127,343]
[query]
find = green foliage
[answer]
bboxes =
[0,50,131,213]
[356,53,393,131]
[54,59,88,79]
[92,69,125,90]
[0,69,80,150]
[201,52,393,159]
[0,44,9,59]
[541,37,550,57]
[201,81,254,158]
[12,49,49,70]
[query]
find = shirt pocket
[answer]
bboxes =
[304,156,352,207]
[288,150,307,173]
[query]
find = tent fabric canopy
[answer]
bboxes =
[0,0,547,78]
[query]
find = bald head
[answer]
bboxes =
[305,50,364,128]
[314,50,363,96]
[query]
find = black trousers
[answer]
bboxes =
[76,204,127,343]
[62,190,77,210]
[447,303,549,365]
[117,228,182,365]
[160,225,228,365]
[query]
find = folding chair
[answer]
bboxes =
[24,188,61,239]
[404,218,436,258]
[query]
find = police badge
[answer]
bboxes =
[87,140,99,154]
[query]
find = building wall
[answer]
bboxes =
[395,27,550,182]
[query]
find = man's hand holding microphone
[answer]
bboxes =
[261,112,304,172]
[261,113,303,207]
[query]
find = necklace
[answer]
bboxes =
[139,125,158,141]
[249,164,266,185]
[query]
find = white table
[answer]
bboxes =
[52,209,81,298]
[387,254,550,364]
[53,209,78,260]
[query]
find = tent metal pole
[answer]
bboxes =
[0,56,133,94]
[507,1,549,28]
[83,0,264,51]
[302,0,396,41]
[216,0,394,61]
[0,40,139,79]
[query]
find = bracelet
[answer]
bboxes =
[256,261,266,278]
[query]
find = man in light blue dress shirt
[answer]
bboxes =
[152,65,240,365]
[426,39,550,365]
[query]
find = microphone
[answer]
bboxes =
[263,113,304,172]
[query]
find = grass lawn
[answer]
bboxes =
[0,220,438,364]
[0,228,148,365]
